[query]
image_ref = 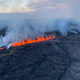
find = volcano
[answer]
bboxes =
[0,28,80,80]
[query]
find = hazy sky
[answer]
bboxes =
[0,0,70,13]
[0,0,80,20]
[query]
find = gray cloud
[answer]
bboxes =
[25,0,71,19]
[0,1,9,8]
[0,0,73,19]
[26,0,55,10]
[0,1,7,5]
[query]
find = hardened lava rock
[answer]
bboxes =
[60,34,80,80]
[0,38,71,80]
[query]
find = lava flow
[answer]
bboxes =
[0,47,3,50]
[0,35,56,50]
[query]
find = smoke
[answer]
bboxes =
[0,18,80,49]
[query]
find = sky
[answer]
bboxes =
[0,0,80,21]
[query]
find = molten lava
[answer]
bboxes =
[13,35,55,46]
[0,35,55,50]
[0,47,3,50]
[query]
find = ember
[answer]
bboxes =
[0,35,55,50]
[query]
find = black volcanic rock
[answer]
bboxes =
[0,37,71,80]
[0,33,80,80]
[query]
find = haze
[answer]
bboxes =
[0,0,79,21]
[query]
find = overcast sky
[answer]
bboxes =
[0,0,80,21]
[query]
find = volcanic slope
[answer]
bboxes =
[0,33,80,80]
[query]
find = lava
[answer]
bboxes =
[0,35,56,50]
[0,47,3,50]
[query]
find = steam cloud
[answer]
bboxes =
[0,18,80,49]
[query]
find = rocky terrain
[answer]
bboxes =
[0,32,80,80]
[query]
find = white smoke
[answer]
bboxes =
[0,18,80,49]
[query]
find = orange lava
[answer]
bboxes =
[13,35,55,46]
[0,35,56,50]
[0,47,3,50]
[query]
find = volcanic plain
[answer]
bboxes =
[0,30,80,80]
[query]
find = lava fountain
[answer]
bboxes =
[0,35,56,50]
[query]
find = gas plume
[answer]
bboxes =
[0,18,80,49]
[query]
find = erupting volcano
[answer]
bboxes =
[0,35,56,50]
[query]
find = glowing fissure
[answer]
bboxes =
[0,35,56,50]
[0,47,3,50]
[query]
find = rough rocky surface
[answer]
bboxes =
[0,33,80,80]
[60,34,80,80]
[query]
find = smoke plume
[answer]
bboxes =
[0,18,80,49]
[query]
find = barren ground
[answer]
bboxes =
[0,31,80,80]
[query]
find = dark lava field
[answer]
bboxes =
[0,32,80,80]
